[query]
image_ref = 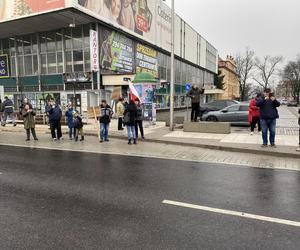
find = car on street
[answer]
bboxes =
[202,103,250,126]
[199,99,239,118]
[287,100,298,107]
[280,99,288,105]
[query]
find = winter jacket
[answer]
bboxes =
[248,98,260,123]
[256,97,280,120]
[2,98,14,113]
[124,102,137,126]
[116,102,125,118]
[46,104,62,122]
[22,103,36,129]
[100,105,113,124]
[65,108,75,128]
[187,87,204,103]
[74,116,83,129]
[136,105,143,121]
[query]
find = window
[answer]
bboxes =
[227,105,240,112]
[239,105,249,112]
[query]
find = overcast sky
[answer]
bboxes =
[166,0,299,63]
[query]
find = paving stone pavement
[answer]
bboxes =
[0,132,299,172]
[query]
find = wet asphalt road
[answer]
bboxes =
[0,145,300,250]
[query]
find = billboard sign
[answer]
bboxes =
[136,43,158,78]
[77,0,171,51]
[0,54,9,78]
[90,29,99,72]
[100,28,134,73]
[0,0,65,22]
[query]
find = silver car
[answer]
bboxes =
[202,103,249,126]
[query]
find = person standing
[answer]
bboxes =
[135,99,145,140]
[1,96,16,127]
[124,100,137,145]
[116,97,125,130]
[65,102,76,140]
[248,93,262,135]
[99,100,113,143]
[256,88,280,147]
[74,111,84,142]
[187,85,205,122]
[21,98,38,141]
[46,98,63,141]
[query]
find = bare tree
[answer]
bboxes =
[282,56,300,104]
[236,48,255,101]
[253,55,283,89]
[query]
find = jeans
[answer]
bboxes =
[127,125,136,140]
[135,120,144,138]
[50,120,62,139]
[191,103,200,121]
[261,119,276,145]
[250,117,261,132]
[100,123,109,140]
[2,112,16,125]
[68,127,76,139]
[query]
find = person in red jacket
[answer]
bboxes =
[248,93,262,135]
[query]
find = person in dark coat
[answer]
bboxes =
[65,102,76,140]
[46,98,62,141]
[22,98,38,141]
[134,99,145,140]
[256,88,280,147]
[99,100,113,143]
[74,111,84,142]
[1,96,16,126]
[124,100,137,145]
[187,85,205,122]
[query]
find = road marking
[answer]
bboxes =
[162,200,300,228]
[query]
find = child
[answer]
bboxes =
[74,112,84,142]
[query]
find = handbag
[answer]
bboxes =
[123,112,130,124]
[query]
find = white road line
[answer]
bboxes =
[162,200,300,228]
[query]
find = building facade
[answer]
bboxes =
[218,56,240,100]
[0,0,218,112]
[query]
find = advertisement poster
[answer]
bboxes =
[0,54,9,78]
[136,43,158,78]
[77,0,171,51]
[100,28,134,73]
[134,83,156,122]
[0,0,65,21]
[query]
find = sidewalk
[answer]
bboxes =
[1,118,299,159]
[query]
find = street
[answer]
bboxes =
[1,144,300,250]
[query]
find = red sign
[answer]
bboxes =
[136,15,149,33]
[26,0,65,12]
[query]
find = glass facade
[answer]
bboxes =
[0,22,216,109]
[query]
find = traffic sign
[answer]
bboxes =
[185,83,191,92]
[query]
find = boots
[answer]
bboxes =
[128,139,132,145]
[80,136,84,141]
[133,139,137,145]
[75,136,78,142]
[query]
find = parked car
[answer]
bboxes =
[287,100,298,107]
[199,99,239,118]
[280,99,288,105]
[202,103,249,126]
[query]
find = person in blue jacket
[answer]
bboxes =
[256,88,280,147]
[46,98,62,141]
[65,102,76,140]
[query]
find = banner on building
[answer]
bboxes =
[90,30,99,72]
[0,0,65,22]
[0,54,9,78]
[136,43,158,78]
[77,0,171,51]
[100,28,134,73]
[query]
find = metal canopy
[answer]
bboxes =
[0,9,96,38]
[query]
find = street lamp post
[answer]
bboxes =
[164,0,175,131]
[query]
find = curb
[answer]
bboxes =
[1,128,300,159]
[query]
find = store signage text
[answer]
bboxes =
[90,30,99,72]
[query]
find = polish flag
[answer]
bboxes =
[128,81,141,102]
